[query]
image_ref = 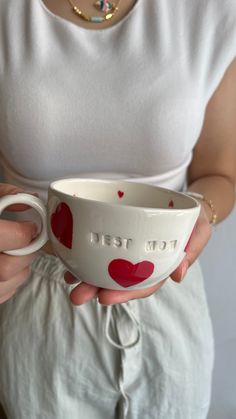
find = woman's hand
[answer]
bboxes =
[65,202,212,306]
[170,201,212,282]
[0,184,39,304]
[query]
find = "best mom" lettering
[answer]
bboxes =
[90,232,178,253]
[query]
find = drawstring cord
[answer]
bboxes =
[105,304,141,350]
[118,362,129,418]
[105,303,141,417]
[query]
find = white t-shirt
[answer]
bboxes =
[0,0,236,200]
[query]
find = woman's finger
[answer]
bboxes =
[69,282,99,305]
[0,266,31,296]
[64,271,81,284]
[0,252,38,282]
[0,289,17,304]
[170,257,189,283]
[171,207,212,283]
[0,219,38,252]
[97,278,167,305]
[66,274,167,306]
[0,184,38,211]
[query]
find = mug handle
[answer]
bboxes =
[0,193,48,256]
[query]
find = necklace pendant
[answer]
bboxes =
[94,1,113,13]
[90,15,105,22]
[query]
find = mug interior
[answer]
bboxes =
[50,179,198,210]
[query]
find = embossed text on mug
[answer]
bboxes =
[145,240,177,252]
[90,232,178,253]
[90,232,133,249]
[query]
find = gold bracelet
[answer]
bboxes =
[187,192,218,225]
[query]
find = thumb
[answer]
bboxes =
[170,257,189,283]
[0,183,38,212]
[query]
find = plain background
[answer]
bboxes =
[200,205,236,419]
[0,169,235,418]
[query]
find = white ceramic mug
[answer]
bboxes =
[0,179,200,290]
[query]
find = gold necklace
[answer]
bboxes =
[66,0,122,23]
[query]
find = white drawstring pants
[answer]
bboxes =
[0,252,214,419]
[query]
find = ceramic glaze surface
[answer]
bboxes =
[0,179,200,289]
[47,179,200,289]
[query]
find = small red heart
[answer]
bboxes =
[108,259,154,288]
[118,191,124,198]
[168,200,174,208]
[51,202,73,249]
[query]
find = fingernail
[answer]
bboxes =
[12,189,39,197]
[180,262,189,281]
[64,272,81,284]
[24,191,39,197]
[98,301,113,306]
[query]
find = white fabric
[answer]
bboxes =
[0,1,236,418]
[0,253,214,419]
[0,0,236,200]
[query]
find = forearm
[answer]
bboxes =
[187,175,236,224]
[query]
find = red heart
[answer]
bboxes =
[108,259,154,288]
[51,202,73,249]
[118,190,124,198]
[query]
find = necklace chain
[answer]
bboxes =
[66,0,122,23]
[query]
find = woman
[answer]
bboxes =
[0,0,235,418]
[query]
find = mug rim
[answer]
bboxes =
[49,178,200,213]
